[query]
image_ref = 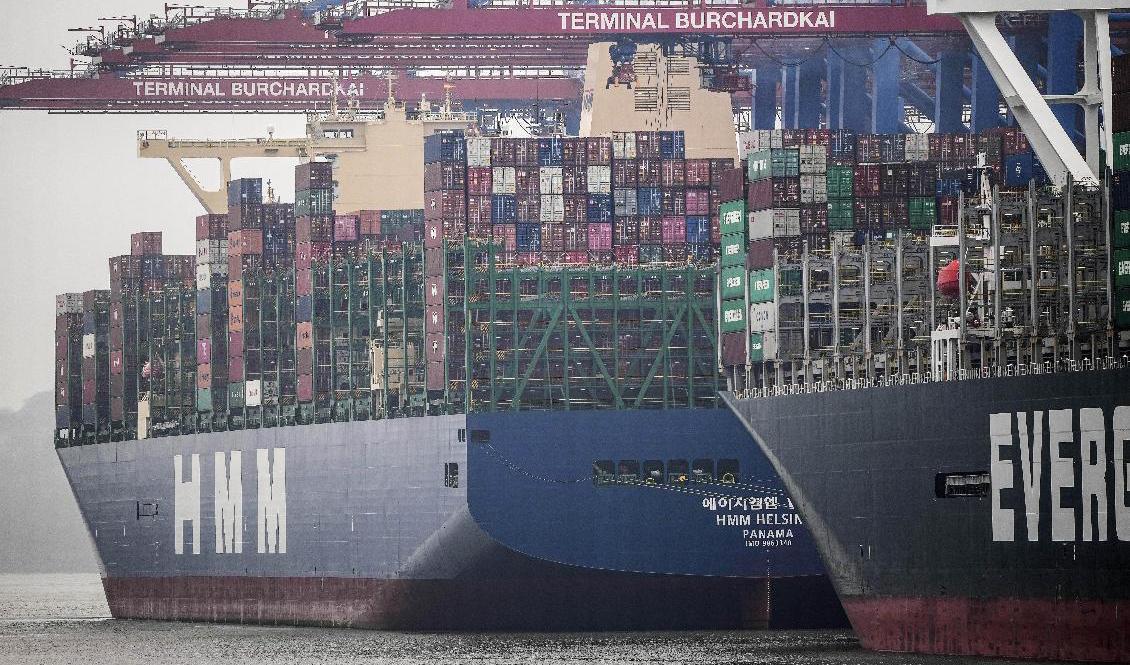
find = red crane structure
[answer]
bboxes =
[0,0,966,112]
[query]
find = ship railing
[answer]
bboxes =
[740,354,1130,400]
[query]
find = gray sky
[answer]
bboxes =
[0,1,306,409]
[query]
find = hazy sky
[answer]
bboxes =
[0,1,307,410]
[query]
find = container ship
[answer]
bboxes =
[52,51,1130,651]
[53,79,843,630]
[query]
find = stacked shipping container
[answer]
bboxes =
[295,162,334,411]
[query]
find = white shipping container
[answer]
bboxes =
[540,195,565,223]
[737,131,771,160]
[612,132,637,160]
[196,264,212,290]
[761,331,779,360]
[82,334,95,359]
[904,134,930,161]
[196,239,228,266]
[769,129,785,150]
[587,165,612,194]
[539,167,563,195]
[749,302,777,333]
[245,379,262,408]
[800,175,828,204]
[467,137,492,167]
[752,209,800,238]
[55,293,83,315]
[492,167,516,195]
[799,145,828,174]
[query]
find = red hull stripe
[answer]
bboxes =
[842,596,1130,663]
[102,575,772,631]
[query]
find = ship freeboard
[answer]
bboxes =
[725,365,1130,662]
[59,406,841,629]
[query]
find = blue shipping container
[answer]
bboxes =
[516,223,541,251]
[424,132,466,164]
[685,216,711,244]
[587,194,613,222]
[1003,153,1033,187]
[659,131,686,160]
[1114,172,1130,210]
[637,187,662,216]
[227,178,263,206]
[297,295,313,321]
[688,243,714,263]
[491,195,518,223]
[538,138,564,166]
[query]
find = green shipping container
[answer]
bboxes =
[719,200,747,237]
[828,198,853,231]
[721,238,745,267]
[749,332,765,362]
[1114,132,1130,173]
[1116,210,1130,249]
[721,265,747,301]
[1116,249,1130,289]
[747,149,799,181]
[196,388,212,412]
[1117,289,1130,329]
[909,197,937,230]
[827,166,854,199]
[228,381,246,408]
[749,269,774,303]
[721,299,747,334]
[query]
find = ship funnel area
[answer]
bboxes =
[718,392,865,598]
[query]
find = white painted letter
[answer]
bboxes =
[174,454,201,555]
[214,451,243,554]
[257,448,287,554]
[1079,408,1107,541]
[1018,411,1044,541]
[1115,406,1130,540]
[1049,409,1077,541]
[990,412,1015,541]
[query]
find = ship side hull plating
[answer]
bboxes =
[726,368,1130,662]
[58,407,841,630]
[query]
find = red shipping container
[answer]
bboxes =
[747,178,800,210]
[662,189,686,216]
[197,363,212,389]
[424,220,445,248]
[425,276,444,307]
[491,138,516,165]
[517,251,541,266]
[426,361,445,391]
[468,221,492,240]
[334,215,360,242]
[228,229,264,255]
[800,205,829,233]
[228,355,245,382]
[297,374,313,403]
[425,304,445,336]
[564,195,587,225]
[563,222,588,251]
[131,231,162,256]
[516,166,540,194]
[782,129,805,147]
[196,214,227,241]
[637,159,661,186]
[197,338,213,364]
[563,251,588,264]
[685,189,711,216]
[467,196,492,226]
[640,217,664,244]
[424,190,465,221]
[517,195,540,223]
[853,165,882,197]
[467,167,492,196]
[297,322,314,349]
[710,159,736,183]
[586,137,612,165]
[614,217,639,245]
[516,140,539,166]
[296,270,313,297]
[682,159,709,187]
[228,332,245,358]
[493,223,517,251]
[562,166,587,194]
[588,250,613,264]
[562,138,583,166]
[720,331,746,366]
[662,216,685,245]
[297,214,334,243]
[358,210,381,236]
[423,162,467,191]
[541,223,565,251]
[661,159,686,187]
[711,215,721,244]
[806,129,831,145]
[588,223,612,250]
[746,238,774,269]
[613,245,639,264]
[109,350,123,376]
[938,196,960,225]
[613,161,637,188]
[636,131,661,159]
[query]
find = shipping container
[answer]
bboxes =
[720,299,746,333]
[749,269,774,304]
[720,265,746,301]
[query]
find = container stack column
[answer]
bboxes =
[295,162,334,423]
[226,178,264,428]
[54,294,84,444]
[194,214,229,429]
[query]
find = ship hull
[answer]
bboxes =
[58,407,843,630]
[726,367,1130,662]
